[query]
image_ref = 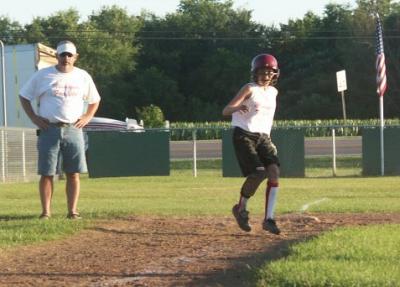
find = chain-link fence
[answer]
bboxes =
[0,126,393,182]
[0,127,39,183]
[173,128,363,178]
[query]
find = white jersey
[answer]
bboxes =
[20,66,101,124]
[231,83,278,135]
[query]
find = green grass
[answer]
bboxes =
[1,160,400,286]
[171,158,222,170]
[172,156,363,177]
[0,219,86,248]
[306,156,362,177]
[256,225,400,286]
[1,167,399,244]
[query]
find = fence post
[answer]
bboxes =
[22,130,26,180]
[1,129,5,182]
[192,129,197,178]
[332,128,337,177]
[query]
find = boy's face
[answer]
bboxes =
[255,67,278,86]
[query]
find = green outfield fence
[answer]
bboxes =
[87,130,170,178]
[1,124,400,182]
[221,128,305,177]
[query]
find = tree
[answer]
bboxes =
[3,1,400,121]
[0,16,24,44]
[23,9,81,46]
[129,67,185,121]
[81,5,141,76]
[356,0,391,17]
[136,0,264,121]
[186,48,248,120]
[78,6,142,118]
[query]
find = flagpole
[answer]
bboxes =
[379,96,384,176]
[375,13,386,176]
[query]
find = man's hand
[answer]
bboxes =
[74,102,100,128]
[32,116,50,130]
[74,114,92,129]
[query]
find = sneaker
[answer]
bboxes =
[67,213,82,220]
[263,218,281,235]
[232,204,251,232]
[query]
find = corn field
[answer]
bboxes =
[169,119,400,140]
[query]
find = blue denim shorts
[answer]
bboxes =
[37,125,87,175]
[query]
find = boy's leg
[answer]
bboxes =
[263,164,281,234]
[233,167,267,232]
[232,128,266,231]
[265,180,279,220]
[256,135,281,234]
[239,167,268,209]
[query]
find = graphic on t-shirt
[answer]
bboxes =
[52,81,80,98]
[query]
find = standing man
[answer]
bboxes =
[222,54,281,234]
[19,40,101,220]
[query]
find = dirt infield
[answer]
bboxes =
[0,213,399,287]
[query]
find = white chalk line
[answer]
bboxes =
[300,198,329,212]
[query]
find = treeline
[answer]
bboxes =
[1,0,400,121]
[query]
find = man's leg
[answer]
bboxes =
[66,172,80,216]
[62,126,86,219]
[39,175,54,217]
[37,126,60,218]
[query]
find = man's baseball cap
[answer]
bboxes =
[56,41,77,55]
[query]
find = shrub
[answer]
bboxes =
[135,105,165,128]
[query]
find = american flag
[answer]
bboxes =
[376,15,387,97]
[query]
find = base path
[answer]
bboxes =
[0,213,399,287]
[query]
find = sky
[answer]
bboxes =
[2,0,357,27]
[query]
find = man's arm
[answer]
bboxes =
[19,96,49,129]
[74,101,100,128]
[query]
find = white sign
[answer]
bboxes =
[336,70,347,92]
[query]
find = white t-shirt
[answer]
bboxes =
[231,83,278,135]
[20,66,101,123]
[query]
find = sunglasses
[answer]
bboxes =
[59,52,74,58]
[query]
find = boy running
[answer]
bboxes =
[222,54,281,235]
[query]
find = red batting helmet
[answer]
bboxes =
[251,54,280,84]
[251,54,279,73]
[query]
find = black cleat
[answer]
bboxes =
[263,218,281,235]
[232,204,251,232]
